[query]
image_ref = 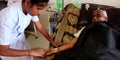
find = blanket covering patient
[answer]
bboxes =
[47,9,120,60]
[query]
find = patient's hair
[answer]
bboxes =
[92,10,108,22]
[93,10,107,17]
[22,0,49,6]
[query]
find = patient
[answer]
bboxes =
[47,9,120,60]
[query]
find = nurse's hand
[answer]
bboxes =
[30,48,46,57]
[46,48,58,56]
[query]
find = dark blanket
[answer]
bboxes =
[52,22,120,60]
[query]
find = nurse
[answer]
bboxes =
[0,0,57,60]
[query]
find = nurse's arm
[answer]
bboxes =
[0,45,46,57]
[33,21,57,47]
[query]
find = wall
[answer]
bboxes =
[49,0,120,8]
[81,0,120,8]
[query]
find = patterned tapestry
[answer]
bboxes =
[53,4,81,43]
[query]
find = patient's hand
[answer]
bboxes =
[46,48,58,56]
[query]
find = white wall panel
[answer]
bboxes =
[81,0,120,8]
[49,0,120,8]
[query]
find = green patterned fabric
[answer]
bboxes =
[72,2,81,9]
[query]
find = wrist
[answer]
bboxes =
[28,50,31,56]
[53,48,58,53]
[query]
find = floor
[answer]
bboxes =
[26,31,49,49]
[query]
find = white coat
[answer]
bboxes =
[0,2,39,60]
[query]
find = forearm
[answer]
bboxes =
[52,37,78,53]
[34,21,57,47]
[0,46,45,57]
[38,28,52,41]
[57,37,78,52]
[39,28,57,47]
[56,43,72,52]
[47,37,78,56]
[0,46,30,56]
[46,43,72,55]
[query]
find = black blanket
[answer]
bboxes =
[52,22,120,60]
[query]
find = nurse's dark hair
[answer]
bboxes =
[22,0,49,6]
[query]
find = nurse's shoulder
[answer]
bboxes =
[0,2,20,17]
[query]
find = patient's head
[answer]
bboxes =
[92,10,108,22]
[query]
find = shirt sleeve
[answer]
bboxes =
[0,12,14,45]
[74,27,86,37]
[31,16,39,22]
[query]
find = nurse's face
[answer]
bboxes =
[27,3,47,16]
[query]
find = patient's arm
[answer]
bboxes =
[46,37,78,55]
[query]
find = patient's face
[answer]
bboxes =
[92,10,108,22]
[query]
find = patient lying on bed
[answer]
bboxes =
[46,9,120,60]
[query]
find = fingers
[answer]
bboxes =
[31,48,46,57]
[31,48,58,58]
[51,42,58,48]
[46,48,58,56]
[38,49,46,57]
[46,49,53,56]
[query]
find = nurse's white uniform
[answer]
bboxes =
[0,2,39,60]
